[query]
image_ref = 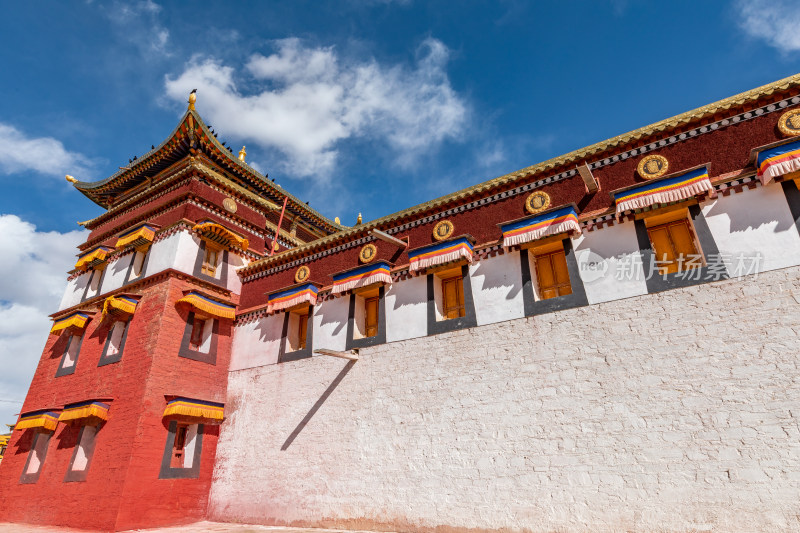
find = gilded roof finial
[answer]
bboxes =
[188,89,197,111]
[238,146,247,162]
[334,216,341,224]
[356,213,363,225]
[65,175,77,183]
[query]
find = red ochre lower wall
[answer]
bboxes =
[0,275,229,532]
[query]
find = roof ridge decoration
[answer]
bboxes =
[68,96,344,233]
[240,72,800,278]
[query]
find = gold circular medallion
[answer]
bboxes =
[359,244,377,263]
[433,220,454,241]
[637,154,669,180]
[295,266,310,283]
[525,191,551,214]
[223,197,237,213]
[778,109,800,137]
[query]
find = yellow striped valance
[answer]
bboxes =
[102,295,139,317]
[192,221,249,251]
[50,311,90,335]
[75,246,113,271]
[115,223,157,250]
[15,409,61,432]
[163,397,224,424]
[176,292,236,320]
[58,400,110,425]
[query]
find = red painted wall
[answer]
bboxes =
[0,275,232,532]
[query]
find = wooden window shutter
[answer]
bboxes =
[535,250,572,300]
[297,313,309,350]
[442,275,465,319]
[365,296,379,338]
[647,219,699,274]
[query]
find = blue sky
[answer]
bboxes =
[0,0,799,422]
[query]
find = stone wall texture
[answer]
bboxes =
[209,265,800,533]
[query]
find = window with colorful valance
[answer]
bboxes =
[74,246,114,271]
[613,165,715,216]
[500,205,581,248]
[192,221,249,251]
[14,409,61,432]
[331,261,393,295]
[50,311,91,335]
[408,236,474,273]
[176,291,236,320]
[163,397,224,424]
[115,223,157,250]
[266,283,319,314]
[102,295,140,317]
[58,400,110,425]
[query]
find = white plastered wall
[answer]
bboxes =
[385,275,428,342]
[230,314,285,370]
[702,182,800,273]
[573,222,648,305]
[98,253,133,295]
[469,251,525,326]
[59,273,90,310]
[312,296,349,353]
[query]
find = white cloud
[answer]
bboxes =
[735,0,800,52]
[164,38,468,180]
[0,123,94,178]
[0,215,87,425]
[105,0,171,55]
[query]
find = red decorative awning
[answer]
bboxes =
[755,138,800,185]
[500,205,580,248]
[331,262,392,295]
[613,166,715,215]
[408,237,474,273]
[266,284,319,314]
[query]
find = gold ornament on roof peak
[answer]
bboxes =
[356,213,363,225]
[238,146,247,162]
[188,89,197,111]
[334,216,341,224]
[65,175,77,183]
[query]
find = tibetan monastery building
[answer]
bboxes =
[2,76,800,532]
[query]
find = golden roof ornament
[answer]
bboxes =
[334,216,341,224]
[65,175,77,183]
[188,89,197,111]
[356,213,363,225]
[238,146,247,162]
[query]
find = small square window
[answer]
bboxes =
[189,316,214,354]
[432,266,466,321]
[179,311,218,364]
[646,216,702,275]
[201,244,221,277]
[287,308,310,351]
[353,288,380,339]
[159,421,203,479]
[527,239,573,301]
